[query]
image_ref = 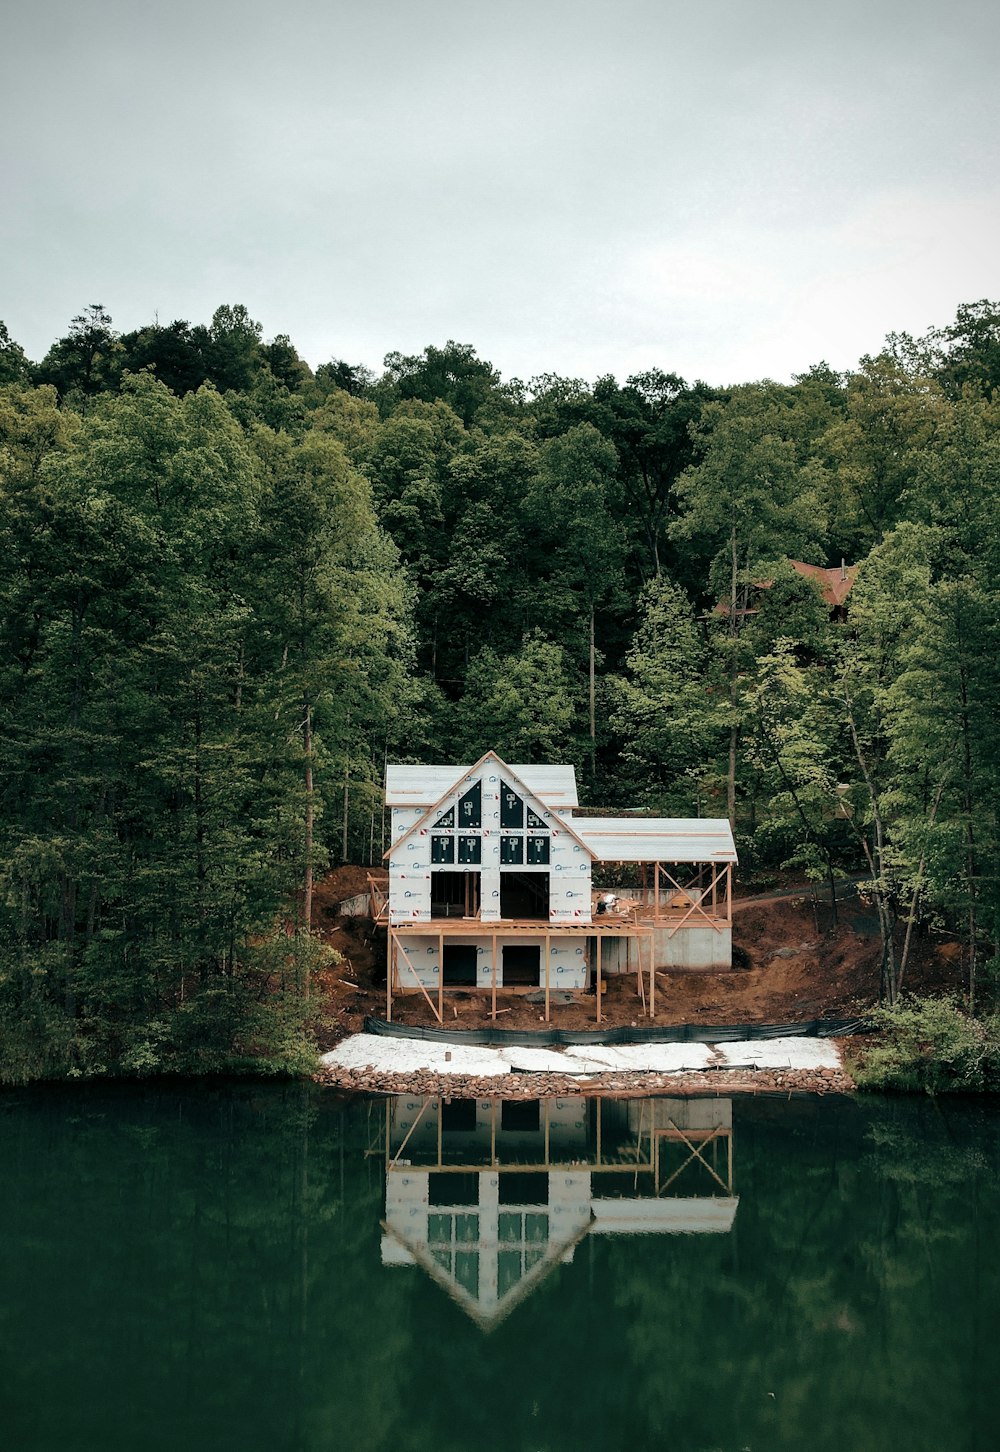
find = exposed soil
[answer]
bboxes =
[311,867,970,1050]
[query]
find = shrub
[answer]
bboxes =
[852,995,1000,1093]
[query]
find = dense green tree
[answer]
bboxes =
[456,630,579,761]
[34,304,121,403]
[0,321,31,383]
[378,341,502,426]
[611,574,724,813]
[673,385,827,825]
[116,319,213,395]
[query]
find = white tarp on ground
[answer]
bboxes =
[321,1035,513,1076]
[714,1036,841,1070]
[562,1043,718,1073]
[320,1034,843,1077]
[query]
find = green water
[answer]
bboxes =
[1,1085,998,1452]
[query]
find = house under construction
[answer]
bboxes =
[375,751,737,1023]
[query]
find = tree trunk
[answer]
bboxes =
[342,710,351,863]
[303,701,313,946]
[589,605,596,779]
[727,525,739,829]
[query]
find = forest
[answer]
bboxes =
[1,299,999,1079]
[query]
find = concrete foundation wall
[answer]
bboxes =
[600,924,733,974]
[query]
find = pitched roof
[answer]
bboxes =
[789,559,858,608]
[571,816,736,863]
[385,762,578,810]
[385,751,591,860]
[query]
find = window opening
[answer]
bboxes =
[526,837,550,865]
[431,835,455,864]
[499,1172,549,1205]
[500,871,549,920]
[526,807,546,830]
[431,871,479,918]
[443,944,478,987]
[441,1099,478,1132]
[433,805,455,828]
[502,944,542,987]
[457,836,481,865]
[430,1172,479,1207]
[501,1099,541,1132]
[500,835,523,865]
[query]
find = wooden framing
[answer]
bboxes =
[384,917,654,1023]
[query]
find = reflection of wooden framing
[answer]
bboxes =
[384,1097,654,1175]
[382,1098,733,1194]
[656,1119,733,1196]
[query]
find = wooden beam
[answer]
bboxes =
[544,934,551,1022]
[491,933,497,1021]
[649,931,656,1017]
[438,931,444,1023]
[654,860,660,918]
[596,933,602,1024]
[387,932,394,1021]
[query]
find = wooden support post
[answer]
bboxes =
[596,933,602,1024]
[711,866,717,917]
[491,933,497,1021]
[649,931,656,1018]
[544,934,551,1022]
[654,861,660,918]
[727,864,732,923]
[438,932,444,1024]
[387,932,394,1021]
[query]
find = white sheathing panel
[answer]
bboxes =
[573,816,737,863]
[390,805,425,848]
[548,828,592,924]
[396,934,589,990]
[389,862,431,922]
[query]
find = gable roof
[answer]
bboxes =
[789,559,857,609]
[385,751,591,860]
[386,761,578,810]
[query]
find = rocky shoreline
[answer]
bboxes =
[314,1063,856,1098]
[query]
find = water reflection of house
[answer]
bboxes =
[379,1095,738,1330]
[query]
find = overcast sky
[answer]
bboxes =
[3,0,999,386]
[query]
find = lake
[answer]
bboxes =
[1,1084,997,1452]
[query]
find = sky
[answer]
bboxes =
[2,0,999,387]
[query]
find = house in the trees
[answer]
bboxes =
[377,751,737,1022]
[713,558,858,625]
[380,1093,738,1329]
